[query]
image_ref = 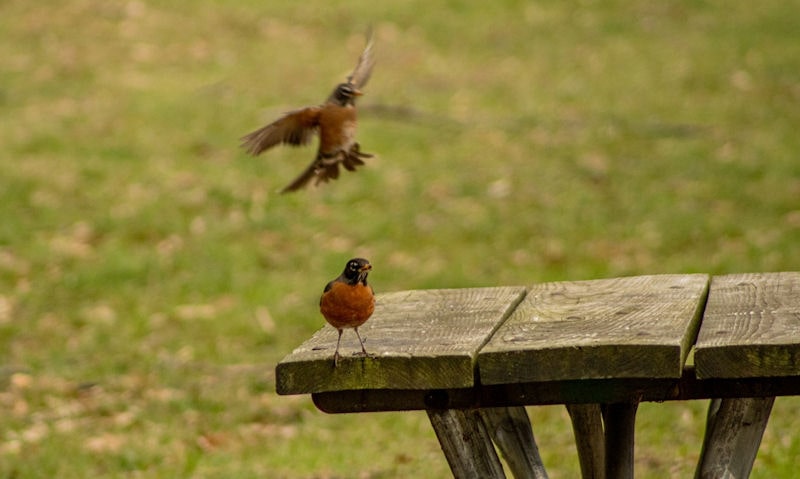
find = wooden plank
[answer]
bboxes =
[310,369,800,413]
[479,275,709,384]
[480,407,549,479]
[312,387,478,413]
[427,408,507,479]
[695,272,800,378]
[694,397,774,479]
[276,287,526,394]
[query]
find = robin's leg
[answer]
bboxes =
[318,151,344,166]
[353,327,369,356]
[333,329,343,367]
[342,144,370,171]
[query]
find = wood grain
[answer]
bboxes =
[478,275,709,384]
[427,408,506,479]
[480,407,549,479]
[566,404,605,479]
[695,272,800,378]
[694,397,774,479]
[276,286,526,394]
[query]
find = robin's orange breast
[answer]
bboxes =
[318,105,358,155]
[320,281,375,330]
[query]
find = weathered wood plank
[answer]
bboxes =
[694,397,774,479]
[695,272,800,378]
[428,408,507,479]
[480,407,549,479]
[310,370,800,413]
[312,387,478,413]
[276,287,526,394]
[479,275,709,384]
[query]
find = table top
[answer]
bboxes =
[276,272,800,413]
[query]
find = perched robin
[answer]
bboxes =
[240,33,375,193]
[319,258,375,366]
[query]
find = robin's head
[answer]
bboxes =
[329,83,363,106]
[341,258,372,285]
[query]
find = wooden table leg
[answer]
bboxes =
[480,406,549,479]
[566,404,605,479]
[602,401,639,479]
[427,408,506,479]
[694,397,775,479]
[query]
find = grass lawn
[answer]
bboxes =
[2,0,800,477]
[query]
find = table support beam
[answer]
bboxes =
[428,408,506,479]
[602,401,639,479]
[695,397,775,479]
[567,404,605,479]
[480,407,549,479]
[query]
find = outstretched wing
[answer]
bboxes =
[346,30,375,90]
[240,107,321,156]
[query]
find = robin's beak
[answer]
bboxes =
[353,88,364,96]
[360,263,372,272]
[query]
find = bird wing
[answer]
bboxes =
[240,106,321,155]
[346,31,375,89]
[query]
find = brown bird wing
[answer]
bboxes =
[346,31,375,89]
[240,107,321,155]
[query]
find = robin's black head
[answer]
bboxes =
[341,258,372,285]
[329,83,363,106]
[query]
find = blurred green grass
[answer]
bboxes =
[1,0,800,477]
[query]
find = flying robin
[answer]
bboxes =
[240,34,375,193]
[319,258,375,366]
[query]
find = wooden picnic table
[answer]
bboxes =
[275,272,800,478]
